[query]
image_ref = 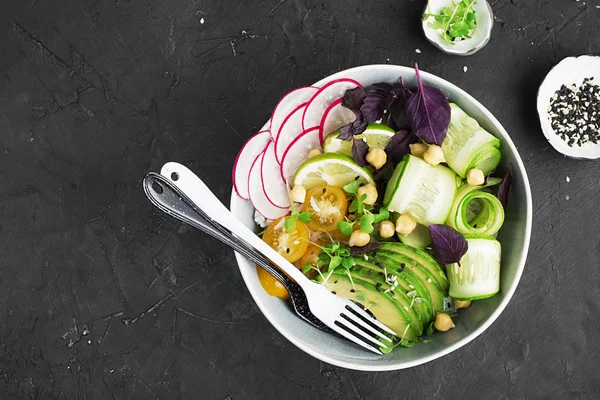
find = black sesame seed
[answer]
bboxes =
[548,77,600,148]
[350,289,355,293]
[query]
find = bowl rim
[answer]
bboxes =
[230,64,533,371]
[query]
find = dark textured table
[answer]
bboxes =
[1,0,599,398]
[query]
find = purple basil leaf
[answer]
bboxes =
[373,160,395,195]
[497,165,512,208]
[339,119,368,140]
[352,138,370,167]
[389,79,414,130]
[360,90,388,123]
[428,224,468,265]
[385,130,418,163]
[349,240,381,255]
[342,87,366,118]
[406,64,451,145]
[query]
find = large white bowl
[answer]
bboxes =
[230,64,532,371]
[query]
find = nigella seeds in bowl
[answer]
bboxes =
[548,78,600,148]
[537,55,600,159]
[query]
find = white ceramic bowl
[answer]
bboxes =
[230,64,532,371]
[537,55,600,159]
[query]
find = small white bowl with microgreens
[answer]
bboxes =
[230,64,532,371]
[422,0,493,56]
[537,55,600,159]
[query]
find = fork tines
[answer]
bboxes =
[331,302,398,355]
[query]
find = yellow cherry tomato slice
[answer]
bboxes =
[302,185,348,232]
[300,244,323,279]
[262,216,309,263]
[256,266,289,299]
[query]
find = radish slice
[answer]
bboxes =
[319,98,356,143]
[270,86,319,141]
[260,142,290,209]
[302,78,362,131]
[232,130,271,200]
[280,127,321,184]
[249,151,290,219]
[274,103,307,163]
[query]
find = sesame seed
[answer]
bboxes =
[566,176,571,183]
[548,77,600,147]
[463,66,468,72]
[415,48,421,54]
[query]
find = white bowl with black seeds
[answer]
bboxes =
[537,55,600,159]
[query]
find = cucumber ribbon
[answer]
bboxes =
[447,179,504,237]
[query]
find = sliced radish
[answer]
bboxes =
[270,86,319,142]
[319,98,356,143]
[274,103,307,163]
[232,130,271,200]
[249,151,290,219]
[302,78,362,131]
[260,142,290,209]
[280,127,321,184]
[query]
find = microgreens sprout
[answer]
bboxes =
[284,211,312,233]
[423,0,477,45]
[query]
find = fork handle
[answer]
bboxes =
[160,162,310,287]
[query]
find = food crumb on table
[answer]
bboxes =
[566,176,570,183]
[415,48,421,54]
[463,66,468,72]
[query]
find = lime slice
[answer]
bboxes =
[322,123,396,156]
[293,153,374,190]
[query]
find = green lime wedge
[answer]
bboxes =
[293,153,374,190]
[322,123,396,156]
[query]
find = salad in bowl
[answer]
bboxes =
[230,64,531,370]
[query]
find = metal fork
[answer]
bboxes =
[143,172,336,335]
[155,162,397,354]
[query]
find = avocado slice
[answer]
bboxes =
[378,243,449,291]
[350,260,424,335]
[319,273,418,341]
[375,251,445,313]
[351,259,432,328]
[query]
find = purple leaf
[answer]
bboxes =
[428,224,468,265]
[349,240,381,255]
[406,64,451,145]
[360,90,389,123]
[385,130,418,163]
[497,165,512,208]
[342,87,366,118]
[352,138,370,167]
[339,119,368,140]
[389,78,413,130]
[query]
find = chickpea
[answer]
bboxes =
[423,144,445,165]
[395,214,417,235]
[357,183,378,205]
[308,149,322,158]
[289,185,307,203]
[349,230,370,247]
[379,221,396,238]
[434,313,455,332]
[467,168,485,186]
[365,148,387,170]
[410,143,428,158]
[454,299,472,309]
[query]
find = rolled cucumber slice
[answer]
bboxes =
[441,104,502,178]
[447,181,505,237]
[447,236,501,301]
[383,155,457,226]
